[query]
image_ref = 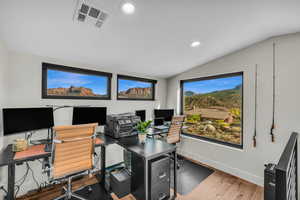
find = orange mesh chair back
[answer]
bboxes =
[166,116,185,144]
[52,123,98,179]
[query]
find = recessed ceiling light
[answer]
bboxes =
[122,2,135,15]
[190,41,201,48]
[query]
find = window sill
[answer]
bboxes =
[181,134,244,152]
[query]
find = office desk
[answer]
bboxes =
[0,139,108,200]
[0,134,177,200]
[118,136,177,200]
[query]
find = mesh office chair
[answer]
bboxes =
[166,116,185,169]
[49,123,98,200]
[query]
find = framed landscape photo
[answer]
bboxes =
[181,72,243,149]
[42,63,112,100]
[117,75,157,100]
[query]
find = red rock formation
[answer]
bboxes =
[47,86,100,96]
[119,87,152,98]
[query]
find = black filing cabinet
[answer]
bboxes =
[149,156,170,200]
[131,154,170,200]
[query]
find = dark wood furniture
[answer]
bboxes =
[0,131,178,200]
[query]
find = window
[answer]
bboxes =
[42,63,112,100]
[181,72,243,149]
[117,75,157,100]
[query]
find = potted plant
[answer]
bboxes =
[136,120,152,143]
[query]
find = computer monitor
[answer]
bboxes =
[154,118,164,126]
[3,107,54,136]
[72,107,107,126]
[154,109,174,122]
[135,110,146,122]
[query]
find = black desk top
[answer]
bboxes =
[117,136,176,160]
[0,134,175,167]
[97,133,176,160]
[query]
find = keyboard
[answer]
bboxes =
[154,125,169,130]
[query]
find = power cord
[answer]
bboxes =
[15,163,30,198]
[14,162,41,198]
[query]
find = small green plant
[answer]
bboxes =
[136,120,152,134]
[186,114,201,123]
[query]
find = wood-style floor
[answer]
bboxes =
[18,163,263,200]
[111,171,263,200]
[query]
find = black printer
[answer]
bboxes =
[105,113,140,138]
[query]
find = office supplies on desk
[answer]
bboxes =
[12,139,28,152]
[105,113,140,138]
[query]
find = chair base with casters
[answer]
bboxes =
[54,176,88,200]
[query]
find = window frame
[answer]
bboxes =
[180,72,244,149]
[42,62,112,100]
[117,74,157,101]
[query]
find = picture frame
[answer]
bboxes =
[117,74,157,101]
[42,63,112,100]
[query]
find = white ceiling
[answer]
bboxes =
[0,0,300,78]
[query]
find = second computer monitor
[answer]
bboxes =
[154,109,174,122]
[3,107,54,136]
[72,107,107,126]
[135,110,146,122]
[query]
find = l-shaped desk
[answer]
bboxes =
[0,130,177,200]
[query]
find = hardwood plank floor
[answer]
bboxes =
[18,166,263,200]
[111,171,263,200]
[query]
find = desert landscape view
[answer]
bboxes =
[47,86,106,97]
[118,78,153,99]
[46,69,109,98]
[118,87,152,99]
[183,75,243,146]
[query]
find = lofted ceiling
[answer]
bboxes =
[0,0,300,78]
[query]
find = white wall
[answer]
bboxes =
[0,40,8,146]
[0,39,8,198]
[1,51,167,196]
[167,32,300,189]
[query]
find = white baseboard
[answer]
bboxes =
[178,149,264,187]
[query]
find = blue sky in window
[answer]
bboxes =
[184,75,242,94]
[47,69,108,95]
[119,79,152,92]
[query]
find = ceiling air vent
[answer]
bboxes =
[74,0,108,29]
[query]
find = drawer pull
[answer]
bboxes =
[159,173,166,179]
[158,193,166,200]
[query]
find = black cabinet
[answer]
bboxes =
[131,154,145,200]
[131,154,170,200]
[149,156,170,200]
